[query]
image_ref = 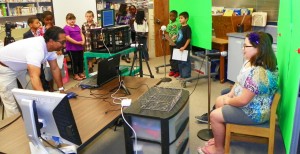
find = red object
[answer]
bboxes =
[298,48,300,54]
[62,58,69,84]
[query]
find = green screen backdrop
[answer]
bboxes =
[170,0,212,50]
[277,0,300,153]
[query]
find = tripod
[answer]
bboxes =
[160,32,172,82]
[129,34,154,78]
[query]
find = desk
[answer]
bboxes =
[0,77,160,153]
[212,38,228,83]
[84,47,137,78]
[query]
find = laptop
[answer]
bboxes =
[79,54,121,89]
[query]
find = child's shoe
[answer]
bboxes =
[173,72,180,78]
[169,71,175,76]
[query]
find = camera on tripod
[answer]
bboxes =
[5,22,17,37]
[4,21,17,46]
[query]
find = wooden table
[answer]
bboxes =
[212,38,228,83]
[0,77,160,153]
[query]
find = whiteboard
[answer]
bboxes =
[52,0,97,28]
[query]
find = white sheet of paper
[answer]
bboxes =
[46,55,64,69]
[172,48,188,61]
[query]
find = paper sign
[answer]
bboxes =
[172,48,188,61]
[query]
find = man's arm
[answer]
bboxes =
[27,64,43,91]
[48,59,64,93]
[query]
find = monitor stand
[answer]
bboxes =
[110,80,131,95]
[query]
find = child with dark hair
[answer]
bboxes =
[64,13,85,81]
[166,10,181,77]
[23,17,41,38]
[176,11,192,79]
[134,9,149,60]
[116,3,128,25]
[82,10,97,73]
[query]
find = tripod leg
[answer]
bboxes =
[144,58,154,78]
[129,50,138,76]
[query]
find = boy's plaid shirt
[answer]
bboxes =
[82,21,97,51]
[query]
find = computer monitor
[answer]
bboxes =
[97,54,120,87]
[101,9,115,27]
[12,88,82,153]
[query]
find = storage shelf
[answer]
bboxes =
[0,14,36,17]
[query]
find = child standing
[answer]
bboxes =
[41,11,65,92]
[64,13,85,81]
[23,17,41,38]
[134,9,149,61]
[82,10,97,73]
[176,11,192,79]
[166,10,181,78]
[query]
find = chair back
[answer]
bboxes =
[269,93,281,130]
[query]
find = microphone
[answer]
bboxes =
[205,51,228,57]
[161,25,166,34]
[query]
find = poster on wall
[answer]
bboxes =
[125,0,152,9]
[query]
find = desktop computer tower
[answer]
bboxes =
[123,87,190,154]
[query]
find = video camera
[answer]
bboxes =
[5,22,17,38]
[4,22,17,46]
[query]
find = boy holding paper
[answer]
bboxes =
[174,11,192,79]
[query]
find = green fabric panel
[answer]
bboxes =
[277,0,292,152]
[277,0,300,153]
[170,0,212,50]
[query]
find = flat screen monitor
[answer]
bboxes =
[97,54,120,87]
[12,88,82,152]
[101,9,115,27]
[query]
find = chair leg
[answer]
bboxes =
[224,126,231,154]
[268,137,274,154]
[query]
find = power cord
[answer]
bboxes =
[121,106,137,154]
[101,28,112,56]
[110,74,129,105]
[127,83,149,90]
[0,115,21,131]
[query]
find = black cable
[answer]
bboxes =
[189,73,200,96]
[105,108,121,114]
[40,137,65,154]
[0,115,21,131]
[127,83,149,90]
[76,95,108,99]
[189,53,205,96]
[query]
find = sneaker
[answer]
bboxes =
[173,72,180,78]
[195,113,208,123]
[169,71,175,76]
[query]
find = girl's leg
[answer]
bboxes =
[204,108,226,154]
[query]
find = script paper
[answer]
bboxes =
[172,48,188,61]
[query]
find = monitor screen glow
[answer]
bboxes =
[101,9,115,27]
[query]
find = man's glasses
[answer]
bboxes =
[56,40,66,45]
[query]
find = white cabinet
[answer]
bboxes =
[227,33,245,82]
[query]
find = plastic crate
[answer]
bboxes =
[90,25,131,53]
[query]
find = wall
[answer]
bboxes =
[212,0,279,22]
[52,0,97,28]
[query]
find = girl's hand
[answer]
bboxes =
[179,47,185,51]
[56,51,63,55]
